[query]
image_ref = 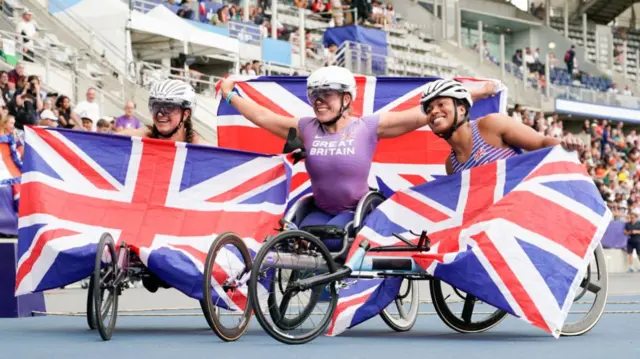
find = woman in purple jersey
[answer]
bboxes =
[219,68,494,235]
[418,79,584,174]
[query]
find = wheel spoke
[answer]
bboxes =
[581,279,601,294]
[461,294,476,324]
[395,299,407,319]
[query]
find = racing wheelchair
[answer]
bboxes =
[246,222,608,344]
[199,129,420,341]
[85,233,226,341]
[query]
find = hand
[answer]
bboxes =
[560,135,584,152]
[478,81,497,99]
[219,79,236,98]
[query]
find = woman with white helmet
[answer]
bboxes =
[218,67,493,230]
[120,79,208,145]
[419,78,583,175]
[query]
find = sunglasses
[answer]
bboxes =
[149,102,182,116]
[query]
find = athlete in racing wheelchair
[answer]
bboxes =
[202,67,499,342]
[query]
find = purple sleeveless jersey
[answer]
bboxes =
[298,114,381,215]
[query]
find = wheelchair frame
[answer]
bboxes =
[86,234,213,341]
[247,214,609,345]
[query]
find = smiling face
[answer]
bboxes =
[424,97,467,135]
[308,89,351,123]
[151,102,188,135]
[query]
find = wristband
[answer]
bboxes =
[225,91,236,104]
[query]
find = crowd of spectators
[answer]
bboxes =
[0,61,143,145]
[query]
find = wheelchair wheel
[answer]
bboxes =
[249,230,339,345]
[86,276,97,330]
[93,233,120,341]
[267,268,324,331]
[380,278,420,332]
[202,232,253,342]
[430,279,507,333]
[560,243,608,336]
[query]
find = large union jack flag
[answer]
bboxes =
[214,74,510,334]
[15,126,293,312]
[214,75,509,206]
[337,145,611,337]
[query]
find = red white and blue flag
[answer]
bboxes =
[337,145,611,337]
[15,126,293,312]
[214,75,510,334]
[215,75,508,207]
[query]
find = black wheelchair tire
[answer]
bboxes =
[430,279,507,333]
[86,275,96,330]
[249,230,339,345]
[93,233,119,341]
[202,232,253,342]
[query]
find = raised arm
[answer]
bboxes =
[219,79,300,140]
[484,113,583,152]
[376,80,498,139]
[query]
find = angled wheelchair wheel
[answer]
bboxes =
[202,232,253,342]
[86,276,97,330]
[380,278,420,332]
[93,233,120,341]
[560,243,608,336]
[267,269,323,331]
[249,230,339,345]
[430,279,507,333]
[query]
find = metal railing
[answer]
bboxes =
[136,61,222,96]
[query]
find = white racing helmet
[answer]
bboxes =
[306,66,357,103]
[148,79,197,112]
[419,79,473,114]
[419,79,474,140]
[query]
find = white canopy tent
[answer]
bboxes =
[128,5,239,63]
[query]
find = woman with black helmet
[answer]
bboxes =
[419,79,584,175]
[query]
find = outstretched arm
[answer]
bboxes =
[219,79,300,140]
[376,80,498,139]
[486,113,583,151]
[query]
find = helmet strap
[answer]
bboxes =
[152,109,187,140]
[320,94,346,129]
[434,102,469,141]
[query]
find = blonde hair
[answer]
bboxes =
[0,115,14,135]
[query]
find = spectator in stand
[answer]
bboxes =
[623,85,633,96]
[330,0,344,27]
[240,62,252,75]
[177,0,196,19]
[608,84,619,94]
[96,119,112,134]
[11,75,42,130]
[384,2,395,26]
[564,45,576,79]
[625,210,640,272]
[370,0,385,25]
[79,113,94,131]
[512,49,523,68]
[7,61,26,92]
[251,60,261,75]
[114,101,142,132]
[38,109,59,128]
[74,87,101,131]
[55,95,78,129]
[294,0,309,9]
[15,9,38,62]
[0,71,10,105]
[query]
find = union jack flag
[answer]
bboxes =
[214,75,509,208]
[15,126,293,312]
[214,74,510,335]
[338,145,611,337]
